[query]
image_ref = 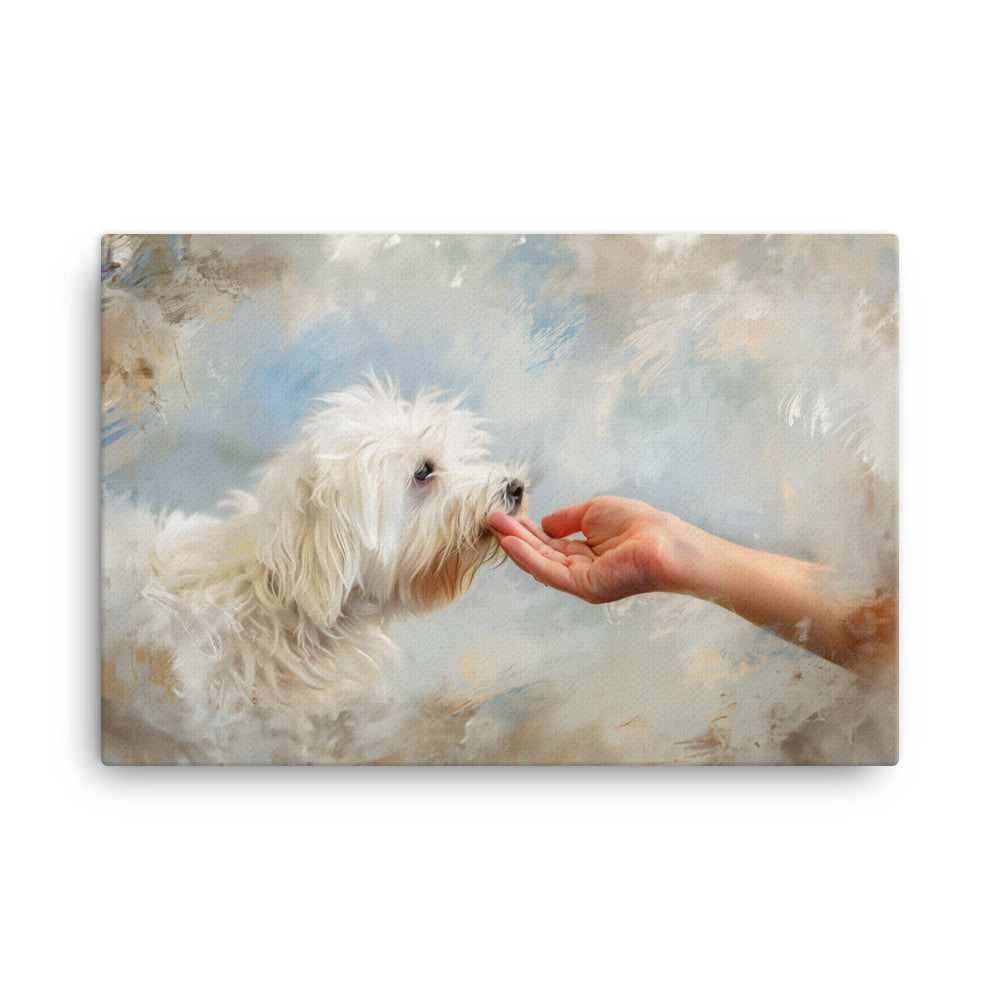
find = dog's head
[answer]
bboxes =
[255,377,526,625]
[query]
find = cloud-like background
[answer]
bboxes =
[102,234,897,763]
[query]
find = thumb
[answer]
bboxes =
[541,499,595,539]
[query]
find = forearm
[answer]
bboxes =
[666,525,895,673]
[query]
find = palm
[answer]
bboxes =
[489,497,672,604]
[549,520,656,603]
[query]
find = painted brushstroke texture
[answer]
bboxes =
[101,234,897,764]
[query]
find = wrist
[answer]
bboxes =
[650,513,729,598]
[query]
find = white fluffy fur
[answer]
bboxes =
[102,378,526,729]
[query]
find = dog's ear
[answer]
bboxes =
[254,443,366,626]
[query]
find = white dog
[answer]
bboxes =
[102,378,526,742]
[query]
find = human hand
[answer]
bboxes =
[488,495,700,604]
[490,495,897,673]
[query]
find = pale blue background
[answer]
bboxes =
[101,234,898,761]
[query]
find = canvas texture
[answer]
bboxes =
[100,234,898,765]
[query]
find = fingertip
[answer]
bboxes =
[488,510,515,533]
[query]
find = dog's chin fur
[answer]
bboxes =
[103,378,526,723]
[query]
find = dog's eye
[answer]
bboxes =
[413,461,434,483]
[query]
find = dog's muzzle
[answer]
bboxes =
[501,479,525,513]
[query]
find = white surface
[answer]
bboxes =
[5,1,996,996]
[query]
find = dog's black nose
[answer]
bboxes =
[504,479,524,509]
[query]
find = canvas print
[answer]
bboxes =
[101,234,898,765]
